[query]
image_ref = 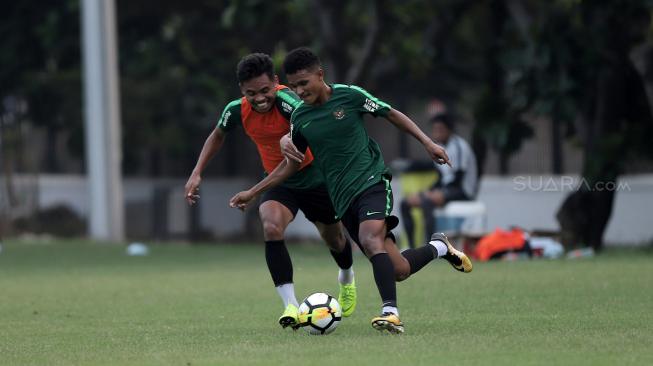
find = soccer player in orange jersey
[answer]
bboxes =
[184,53,356,329]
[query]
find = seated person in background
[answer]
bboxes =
[400,113,478,248]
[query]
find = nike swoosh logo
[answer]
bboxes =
[303,121,312,128]
[366,211,382,216]
[367,175,375,181]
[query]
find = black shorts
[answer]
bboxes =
[341,181,399,249]
[260,184,338,225]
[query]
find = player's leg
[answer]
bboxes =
[346,216,429,282]
[341,180,404,333]
[383,233,411,281]
[259,188,301,328]
[357,218,404,334]
[384,228,473,279]
[296,185,357,317]
[392,191,473,278]
[313,221,357,316]
[313,222,349,265]
[388,214,439,280]
[431,232,473,273]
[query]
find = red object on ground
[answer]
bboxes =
[473,228,526,261]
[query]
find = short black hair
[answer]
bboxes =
[282,47,321,75]
[430,113,454,130]
[236,53,274,83]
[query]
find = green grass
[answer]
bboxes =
[0,239,652,366]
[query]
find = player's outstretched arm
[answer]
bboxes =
[229,158,300,210]
[185,127,226,205]
[385,109,451,167]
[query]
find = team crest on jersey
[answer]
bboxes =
[333,107,346,120]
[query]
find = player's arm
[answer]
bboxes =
[229,158,301,210]
[349,84,450,166]
[385,108,451,167]
[184,127,226,204]
[185,100,241,205]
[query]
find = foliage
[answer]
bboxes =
[0,0,82,171]
[2,0,653,179]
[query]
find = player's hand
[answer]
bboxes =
[184,173,202,205]
[280,133,304,163]
[425,141,452,167]
[229,190,255,211]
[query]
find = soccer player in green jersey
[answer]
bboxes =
[185,53,357,330]
[230,48,472,334]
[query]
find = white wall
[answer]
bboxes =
[3,174,652,245]
[475,175,653,244]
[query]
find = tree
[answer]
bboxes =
[498,0,653,249]
[0,0,82,233]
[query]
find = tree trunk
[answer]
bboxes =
[556,64,620,251]
[556,188,615,251]
[556,24,651,249]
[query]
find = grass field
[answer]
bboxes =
[1,239,652,366]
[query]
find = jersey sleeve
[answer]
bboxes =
[216,99,242,132]
[275,87,303,121]
[348,85,392,117]
[290,113,309,154]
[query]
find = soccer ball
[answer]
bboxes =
[298,292,342,335]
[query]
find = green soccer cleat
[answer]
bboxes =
[371,312,404,334]
[338,280,357,317]
[278,303,299,329]
[431,232,473,273]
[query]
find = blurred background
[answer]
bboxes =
[1,0,653,252]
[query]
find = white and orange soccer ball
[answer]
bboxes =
[298,292,342,335]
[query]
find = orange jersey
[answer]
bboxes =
[217,85,313,174]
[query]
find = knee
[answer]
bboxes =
[395,270,410,282]
[262,221,285,241]
[323,233,345,252]
[317,225,346,252]
[393,258,411,282]
[360,235,385,257]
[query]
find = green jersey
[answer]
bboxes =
[290,84,392,218]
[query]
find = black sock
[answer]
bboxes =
[369,253,397,308]
[329,239,353,269]
[401,245,437,275]
[265,240,292,286]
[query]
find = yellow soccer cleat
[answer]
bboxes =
[338,280,357,317]
[431,232,473,273]
[278,303,299,329]
[371,312,404,334]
